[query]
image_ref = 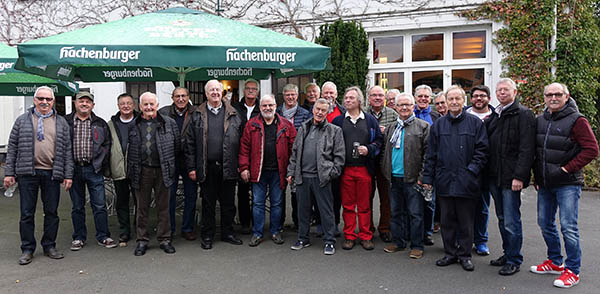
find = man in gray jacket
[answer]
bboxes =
[380,92,430,259]
[127,92,180,256]
[287,98,345,255]
[4,86,73,265]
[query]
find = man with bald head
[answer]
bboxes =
[5,86,73,265]
[367,85,398,243]
[185,80,243,249]
[530,82,598,288]
[127,92,180,256]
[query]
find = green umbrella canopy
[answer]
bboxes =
[0,44,78,96]
[16,8,331,83]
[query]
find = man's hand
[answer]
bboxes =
[189,171,197,182]
[286,176,293,185]
[62,179,73,191]
[3,176,15,189]
[358,145,368,156]
[241,170,250,182]
[423,184,432,190]
[511,179,523,191]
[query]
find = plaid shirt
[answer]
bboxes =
[367,106,398,128]
[73,116,92,163]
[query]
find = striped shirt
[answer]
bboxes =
[73,116,92,164]
[367,106,398,128]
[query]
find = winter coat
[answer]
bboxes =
[422,112,488,198]
[5,108,74,181]
[127,113,180,189]
[107,111,138,180]
[276,104,312,131]
[239,114,296,189]
[381,118,430,183]
[65,112,111,175]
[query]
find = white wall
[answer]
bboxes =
[0,96,25,147]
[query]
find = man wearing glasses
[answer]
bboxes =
[233,78,261,235]
[159,87,198,240]
[530,83,598,288]
[5,86,73,265]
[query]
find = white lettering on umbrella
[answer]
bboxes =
[226,48,296,66]
[0,62,14,72]
[16,85,59,95]
[59,46,141,63]
[102,68,154,80]
[206,68,253,79]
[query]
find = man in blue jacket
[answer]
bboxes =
[422,85,488,271]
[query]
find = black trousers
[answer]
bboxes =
[201,162,236,239]
[237,180,252,227]
[136,167,170,243]
[114,178,134,239]
[439,196,476,261]
[297,177,336,244]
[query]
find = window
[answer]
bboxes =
[272,74,313,106]
[375,72,404,92]
[451,68,485,94]
[412,70,443,93]
[453,31,486,59]
[373,36,404,64]
[184,81,205,105]
[412,33,443,61]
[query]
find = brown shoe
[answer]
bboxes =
[360,239,375,251]
[383,244,405,253]
[342,239,355,250]
[409,249,424,259]
[181,231,197,241]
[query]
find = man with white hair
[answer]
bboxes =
[239,94,296,247]
[530,82,598,288]
[386,89,400,110]
[127,92,180,256]
[185,80,243,249]
[322,81,346,122]
[302,82,321,111]
[5,86,73,265]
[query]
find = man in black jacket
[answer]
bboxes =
[422,85,488,272]
[485,78,536,276]
[158,87,198,241]
[65,91,116,251]
[128,92,180,256]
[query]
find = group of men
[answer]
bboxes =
[4,78,597,289]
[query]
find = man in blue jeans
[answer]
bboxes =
[65,91,117,251]
[239,94,296,247]
[485,78,535,275]
[4,86,74,265]
[530,83,599,288]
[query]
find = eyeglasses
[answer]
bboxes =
[544,93,564,98]
[416,95,430,98]
[369,94,385,97]
[261,103,276,108]
[434,101,446,105]
[173,94,188,98]
[398,104,414,108]
[472,94,488,99]
[35,96,54,102]
[245,87,258,92]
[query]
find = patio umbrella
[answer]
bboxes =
[16,7,331,85]
[0,44,78,96]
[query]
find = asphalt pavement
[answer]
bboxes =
[1,178,599,294]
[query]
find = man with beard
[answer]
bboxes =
[239,94,296,246]
[465,85,494,257]
[234,78,261,234]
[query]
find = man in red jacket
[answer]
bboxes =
[239,94,297,247]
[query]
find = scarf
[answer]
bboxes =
[390,114,415,149]
[282,104,297,120]
[33,108,54,141]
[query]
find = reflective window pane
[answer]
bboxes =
[373,36,404,64]
[453,31,486,59]
[451,68,485,94]
[412,34,443,62]
[412,71,443,94]
[375,72,404,92]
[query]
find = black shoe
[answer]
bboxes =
[490,255,507,266]
[221,234,243,245]
[460,259,475,271]
[201,237,213,250]
[436,256,458,266]
[499,263,520,276]
[19,252,33,265]
[424,235,434,246]
[44,247,64,259]
[380,232,392,243]
[134,242,147,256]
[159,241,176,254]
